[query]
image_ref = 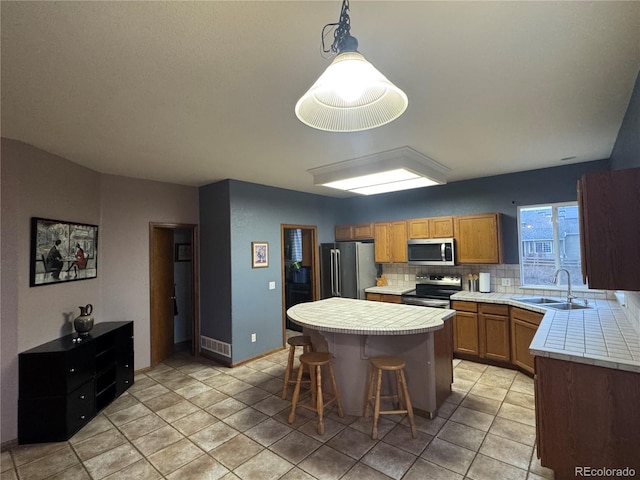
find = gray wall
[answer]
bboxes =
[0,139,199,444]
[610,69,640,170]
[334,160,610,263]
[199,180,339,364]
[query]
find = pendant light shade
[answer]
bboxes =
[295,0,408,132]
[295,51,408,132]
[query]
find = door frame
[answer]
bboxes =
[280,224,319,346]
[149,222,199,365]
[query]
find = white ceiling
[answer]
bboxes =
[2,1,639,197]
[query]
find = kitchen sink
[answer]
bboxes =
[513,296,591,310]
[542,302,591,310]
[515,297,563,304]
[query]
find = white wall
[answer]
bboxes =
[0,139,198,444]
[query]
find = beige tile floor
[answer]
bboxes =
[1,335,555,480]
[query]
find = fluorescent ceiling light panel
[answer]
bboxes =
[350,177,439,195]
[308,146,449,196]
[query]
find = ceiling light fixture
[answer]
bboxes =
[309,146,449,195]
[295,0,408,132]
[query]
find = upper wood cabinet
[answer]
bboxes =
[454,213,502,264]
[334,223,374,241]
[578,167,640,290]
[334,225,354,241]
[374,221,407,263]
[407,216,454,239]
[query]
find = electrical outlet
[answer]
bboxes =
[268,281,276,290]
[404,274,409,282]
[251,333,256,343]
[502,278,512,287]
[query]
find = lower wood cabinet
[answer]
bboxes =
[452,301,538,372]
[478,303,510,362]
[18,321,134,444]
[510,307,543,374]
[366,293,402,304]
[451,301,479,355]
[535,356,640,477]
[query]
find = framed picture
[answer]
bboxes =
[30,217,98,286]
[175,243,192,262]
[251,241,269,268]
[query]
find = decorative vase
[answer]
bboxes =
[74,304,94,336]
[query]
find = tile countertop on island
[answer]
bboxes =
[287,297,454,335]
[450,291,640,373]
[364,285,415,295]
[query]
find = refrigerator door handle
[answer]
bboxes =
[330,249,336,296]
[335,249,341,296]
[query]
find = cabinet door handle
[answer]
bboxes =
[125,364,129,368]
[80,415,86,420]
[69,368,75,373]
[125,380,129,384]
[79,395,85,400]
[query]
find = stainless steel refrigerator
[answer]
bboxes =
[320,242,377,299]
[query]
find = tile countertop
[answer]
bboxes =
[364,285,415,295]
[451,291,640,373]
[287,297,455,335]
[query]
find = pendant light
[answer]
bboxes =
[295,0,408,132]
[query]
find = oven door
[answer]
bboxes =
[401,296,450,308]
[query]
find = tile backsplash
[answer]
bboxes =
[379,263,610,300]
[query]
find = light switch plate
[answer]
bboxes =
[251,333,256,342]
[501,278,512,286]
[269,281,276,290]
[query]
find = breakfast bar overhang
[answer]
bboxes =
[286,297,456,418]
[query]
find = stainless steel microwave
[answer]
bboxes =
[407,238,456,266]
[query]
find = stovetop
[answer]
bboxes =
[403,274,462,300]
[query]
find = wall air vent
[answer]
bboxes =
[200,335,231,358]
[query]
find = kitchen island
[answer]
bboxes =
[286,297,456,418]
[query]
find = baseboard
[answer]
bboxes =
[1,438,18,453]
[230,345,286,368]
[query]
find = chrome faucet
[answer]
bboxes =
[553,268,575,304]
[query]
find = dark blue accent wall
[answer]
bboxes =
[335,160,610,263]
[200,179,340,364]
[199,181,233,348]
[610,69,640,170]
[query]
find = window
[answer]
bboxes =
[518,202,585,288]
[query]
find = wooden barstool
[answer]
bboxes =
[288,352,344,434]
[363,355,417,440]
[282,335,313,400]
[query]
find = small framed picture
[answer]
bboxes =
[175,243,192,262]
[251,241,269,268]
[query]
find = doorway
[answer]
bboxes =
[281,225,318,342]
[149,222,199,367]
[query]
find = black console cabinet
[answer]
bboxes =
[19,321,134,444]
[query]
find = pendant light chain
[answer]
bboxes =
[322,0,353,55]
[332,0,351,53]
